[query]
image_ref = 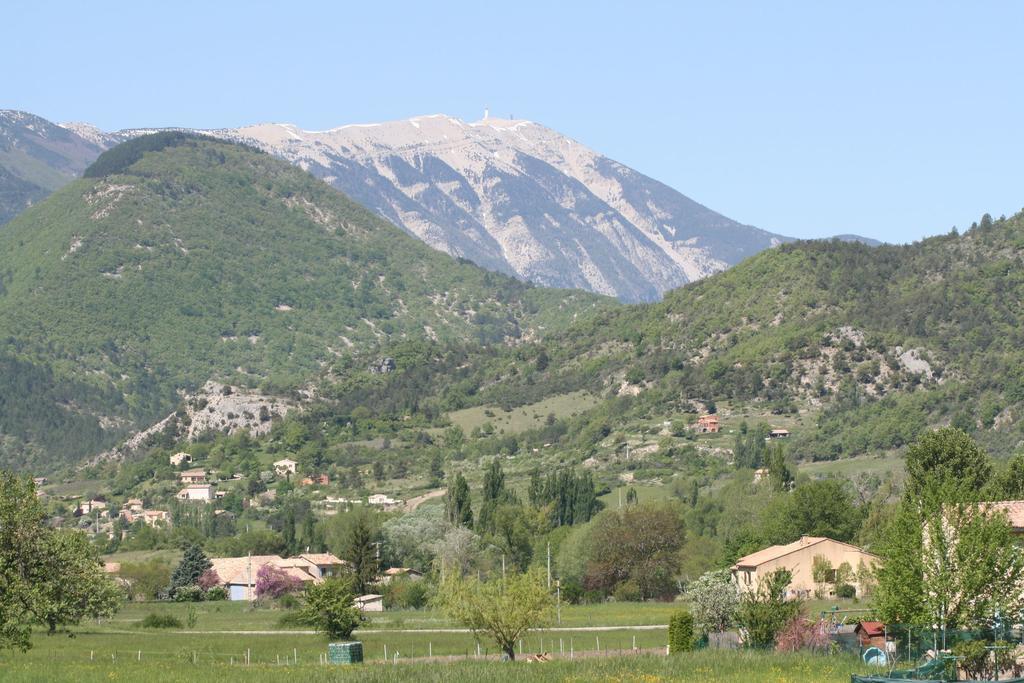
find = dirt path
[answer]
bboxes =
[403,488,446,512]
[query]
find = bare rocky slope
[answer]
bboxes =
[210,115,788,302]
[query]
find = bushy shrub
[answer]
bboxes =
[835,583,856,599]
[277,593,301,609]
[173,585,206,602]
[140,613,184,629]
[206,586,228,601]
[383,577,430,610]
[668,610,695,653]
[775,615,830,653]
[612,580,641,603]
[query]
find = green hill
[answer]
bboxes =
[0,133,608,471]
[537,213,1024,460]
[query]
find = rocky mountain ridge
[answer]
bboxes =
[209,115,788,301]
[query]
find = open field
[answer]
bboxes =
[1,645,866,682]
[445,390,599,434]
[85,600,684,632]
[599,483,676,508]
[799,453,904,481]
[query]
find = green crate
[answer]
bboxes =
[328,641,363,664]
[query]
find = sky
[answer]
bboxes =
[5,1,1024,243]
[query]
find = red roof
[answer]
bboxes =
[856,621,885,637]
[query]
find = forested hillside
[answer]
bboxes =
[535,212,1024,460]
[0,133,608,471]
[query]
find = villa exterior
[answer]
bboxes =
[731,536,880,599]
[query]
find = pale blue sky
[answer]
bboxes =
[6,1,1023,242]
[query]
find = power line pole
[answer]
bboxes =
[546,542,551,589]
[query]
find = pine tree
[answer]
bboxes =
[283,505,296,555]
[428,452,445,488]
[445,473,473,528]
[170,544,212,594]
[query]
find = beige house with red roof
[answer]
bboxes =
[731,536,880,599]
[209,555,325,601]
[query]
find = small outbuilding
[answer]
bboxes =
[855,621,887,649]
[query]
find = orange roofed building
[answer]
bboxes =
[695,415,720,433]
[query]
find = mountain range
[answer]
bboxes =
[0,132,605,472]
[3,110,795,301]
[0,111,109,224]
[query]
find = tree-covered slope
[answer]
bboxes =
[540,213,1024,459]
[0,133,608,471]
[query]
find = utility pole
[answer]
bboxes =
[556,579,561,625]
[546,542,551,589]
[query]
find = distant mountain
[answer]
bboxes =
[205,116,789,302]
[2,111,854,303]
[831,234,884,247]
[0,133,605,472]
[0,111,114,225]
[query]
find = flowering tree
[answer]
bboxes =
[197,568,221,591]
[775,613,830,653]
[255,564,303,600]
[686,569,739,633]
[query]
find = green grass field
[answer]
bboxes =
[798,453,904,480]
[83,599,682,632]
[0,647,867,682]
[445,390,599,435]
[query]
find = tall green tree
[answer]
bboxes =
[428,452,445,489]
[338,508,379,594]
[1,473,120,651]
[34,531,122,634]
[170,544,212,595]
[444,472,473,528]
[875,430,1024,627]
[904,427,992,500]
[299,576,362,639]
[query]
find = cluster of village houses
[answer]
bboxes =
[103,551,423,612]
[58,452,404,540]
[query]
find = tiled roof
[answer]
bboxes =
[299,553,347,566]
[731,536,881,569]
[732,537,826,568]
[983,500,1024,530]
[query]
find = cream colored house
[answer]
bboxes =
[178,468,207,484]
[170,452,192,467]
[355,594,384,612]
[731,536,880,599]
[273,458,298,476]
[176,484,214,502]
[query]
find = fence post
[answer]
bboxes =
[596,636,600,652]
[560,638,563,654]
[90,651,94,661]
[138,650,141,661]
[429,642,432,657]
[384,644,388,661]
[633,635,636,650]
[570,638,573,659]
